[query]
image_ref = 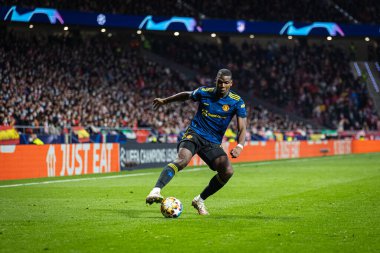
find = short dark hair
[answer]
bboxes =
[217,69,232,78]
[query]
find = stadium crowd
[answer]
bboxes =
[0,30,198,135]
[1,29,317,142]
[148,36,379,131]
[0,27,380,145]
[6,0,379,24]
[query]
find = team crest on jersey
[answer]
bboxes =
[186,135,193,139]
[222,105,230,112]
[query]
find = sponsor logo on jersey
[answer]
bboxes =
[201,109,227,119]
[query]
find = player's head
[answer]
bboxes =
[215,69,232,97]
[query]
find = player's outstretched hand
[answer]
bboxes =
[230,146,243,158]
[153,98,166,110]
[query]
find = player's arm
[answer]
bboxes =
[230,116,247,158]
[153,91,192,110]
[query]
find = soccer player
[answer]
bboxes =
[146,69,247,215]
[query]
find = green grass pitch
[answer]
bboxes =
[1,153,379,252]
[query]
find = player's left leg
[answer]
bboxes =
[146,142,195,205]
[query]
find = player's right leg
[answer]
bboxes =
[146,143,194,205]
[192,149,232,215]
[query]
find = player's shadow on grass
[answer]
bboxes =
[91,208,299,220]
[91,208,187,219]
[121,209,201,219]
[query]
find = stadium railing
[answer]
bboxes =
[2,125,380,145]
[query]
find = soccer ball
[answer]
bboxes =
[160,197,183,218]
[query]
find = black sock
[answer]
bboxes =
[154,163,180,189]
[200,174,227,200]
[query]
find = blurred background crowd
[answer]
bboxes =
[1,0,380,144]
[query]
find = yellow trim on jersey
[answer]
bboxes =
[228,93,241,101]
[168,163,179,174]
[229,93,240,98]
[182,128,190,139]
[201,87,215,92]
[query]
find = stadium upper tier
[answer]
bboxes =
[5,0,380,24]
[333,0,380,24]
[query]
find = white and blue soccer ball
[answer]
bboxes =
[160,197,183,218]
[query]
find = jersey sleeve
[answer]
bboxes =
[236,99,247,118]
[190,87,204,101]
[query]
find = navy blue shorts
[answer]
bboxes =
[177,128,227,169]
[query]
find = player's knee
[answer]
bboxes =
[174,147,193,171]
[174,156,191,170]
[219,165,234,182]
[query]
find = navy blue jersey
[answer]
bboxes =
[189,86,247,144]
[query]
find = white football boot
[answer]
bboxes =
[145,187,163,205]
[191,195,209,215]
